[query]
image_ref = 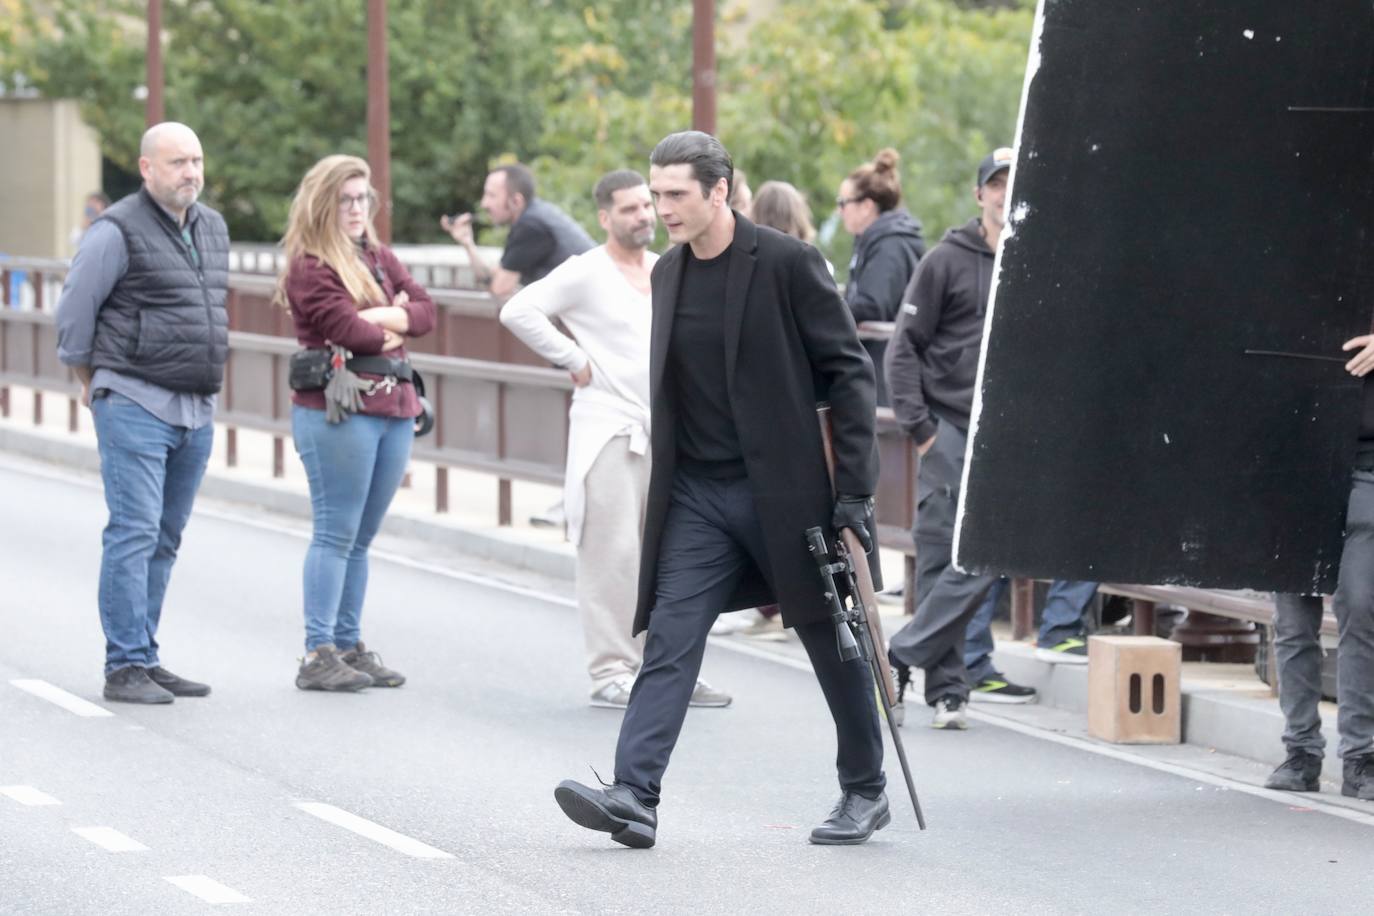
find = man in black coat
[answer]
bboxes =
[554,131,890,848]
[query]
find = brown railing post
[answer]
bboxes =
[1011,577,1035,641]
[273,436,285,478]
[68,398,78,432]
[435,466,449,513]
[498,479,512,526]
[1132,599,1157,637]
[226,427,238,467]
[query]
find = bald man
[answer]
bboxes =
[56,122,231,704]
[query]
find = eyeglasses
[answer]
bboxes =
[836,195,865,209]
[339,193,372,212]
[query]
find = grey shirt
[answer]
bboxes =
[56,217,217,429]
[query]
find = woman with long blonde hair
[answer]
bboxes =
[277,154,435,692]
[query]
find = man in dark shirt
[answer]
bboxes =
[554,131,890,849]
[1263,333,1374,801]
[442,162,594,298]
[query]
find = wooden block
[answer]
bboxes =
[1087,635,1182,744]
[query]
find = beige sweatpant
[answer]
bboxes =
[576,435,649,693]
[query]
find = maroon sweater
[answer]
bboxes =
[286,242,437,418]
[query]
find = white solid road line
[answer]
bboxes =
[163,876,252,905]
[72,826,148,852]
[9,679,114,718]
[0,785,61,806]
[294,802,455,859]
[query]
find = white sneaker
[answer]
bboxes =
[589,677,634,708]
[689,679,732,708]
[710,609,759,636]
[931,696,968,730]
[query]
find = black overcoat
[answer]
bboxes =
[633,215,882,635]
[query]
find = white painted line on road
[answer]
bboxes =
[9,679,114,717]
[163,876,252,905]
[967,707,1374,829]
[0,785,61,806]
[294,802,454,859]
[72,826,148,852]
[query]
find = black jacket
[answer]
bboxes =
[843,208,926,323]
[635,215,881,633]
[92,188,230,393]
[886,218,993,444]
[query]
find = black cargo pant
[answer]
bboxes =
[613,471,886,806]
[888,420,1001,704]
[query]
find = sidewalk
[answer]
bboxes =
[0,384,1355,800]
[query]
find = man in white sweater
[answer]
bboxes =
[500,170,732,709]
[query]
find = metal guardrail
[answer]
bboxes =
[0,255,571,524]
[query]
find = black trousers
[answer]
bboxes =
[613,471,886,806]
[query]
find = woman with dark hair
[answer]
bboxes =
[837,149,926,404]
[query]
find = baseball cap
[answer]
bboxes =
[977,147,1014,188]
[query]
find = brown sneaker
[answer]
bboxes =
[340,641,405,688]
[296,644,373,692]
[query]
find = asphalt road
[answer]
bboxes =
[3,457,1373,915]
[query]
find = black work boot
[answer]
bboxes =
[554,779,657,848]
[296,645,373,692]
[1342,754,1374,801]
[340,642,405,688]
[103,666,175,704]
[1264,750,1322,792]
[809,790,891,845]
[147,666,211,697]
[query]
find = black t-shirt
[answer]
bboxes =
[500,199,595,286]
[1357,377,1374,467]
[670,245,745,477]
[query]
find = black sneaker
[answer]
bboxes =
[147,666,211,697]
[1264,750,1322,792]
[103,666,174,704]
[1342,754,1374,801]
[340,642,405,688]
[296,645,373,692]
[970,673,1037,704]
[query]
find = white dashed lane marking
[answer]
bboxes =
[72,826,148,852]
[163,876,252,905]
[294,802,454,859]
[10,679,114,717]
[0,785,61,806]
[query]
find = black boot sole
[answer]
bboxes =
[554,781,655,848]
[808,809,891,846]
[1265,779,1319,792]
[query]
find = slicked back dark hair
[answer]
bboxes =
[493,163,536,206]
[650,131,733,199]
[593,169,648,209]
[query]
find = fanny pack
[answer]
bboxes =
[288,347,434,437]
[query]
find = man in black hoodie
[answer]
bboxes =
[884,149,1097,729]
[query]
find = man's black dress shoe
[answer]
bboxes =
[809,790,890,845]
[147,666,211,697]
[554,779,657,848]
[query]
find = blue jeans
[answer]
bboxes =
[963,579,1099,681]
[92,392,213,676]
[292,406,412,652]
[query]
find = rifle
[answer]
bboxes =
[809,404,926,829]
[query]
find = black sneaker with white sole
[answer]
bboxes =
[970,674,1037,704]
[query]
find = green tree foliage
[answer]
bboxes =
[2,0,1033,259]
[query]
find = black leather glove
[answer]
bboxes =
[832,494,874,554]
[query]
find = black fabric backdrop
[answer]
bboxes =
[955,1,1374,593]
